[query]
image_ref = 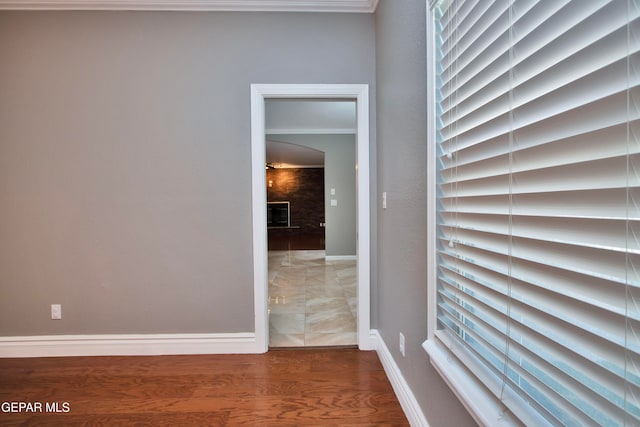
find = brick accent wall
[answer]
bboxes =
[266,168,324,234]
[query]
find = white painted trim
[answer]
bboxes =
[423,339,528,427]
[423,339,499,427]
[354,84,372,351]
[251,83,371,352]
[266,128,357,135]
[0,333,257,358]
[251,84,269,354]
[0,0,378,12]
[324,255,356,261]
[426,0,438,342]
[371,330,430,427]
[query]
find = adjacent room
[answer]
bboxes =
[264,99,358,348]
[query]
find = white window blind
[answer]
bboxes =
[431,0,640,425]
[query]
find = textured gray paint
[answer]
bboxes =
[0,11,374,336]
[267,134,356,256]
[374,1,476,426]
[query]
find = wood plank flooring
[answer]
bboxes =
[0,348,408,426]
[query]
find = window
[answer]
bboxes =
[425,1,640,425]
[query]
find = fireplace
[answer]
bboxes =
[267,201,290,227]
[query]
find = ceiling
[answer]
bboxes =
[266,99,356,168]
[0,0,379,12]
[266,140,324,168]
[265,99,356,135]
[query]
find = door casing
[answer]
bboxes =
[250,84,371,352]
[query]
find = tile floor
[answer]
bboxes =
[268,249,357,347]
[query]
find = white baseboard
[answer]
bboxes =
[325,255,357,261]
[371,329,430,427]
[0,333,258,358]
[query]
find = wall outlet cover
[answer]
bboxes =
[51,304,62,320]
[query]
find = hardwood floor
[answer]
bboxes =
[0,348,408,426]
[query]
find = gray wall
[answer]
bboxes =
[267,134,356,257]
[0,11,375,336]
[0,5,475,424]
[374,2,476,426]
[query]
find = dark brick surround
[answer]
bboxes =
[266,168,324,235]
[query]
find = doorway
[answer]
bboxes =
[250,84,371,352]
[266,106,355,347]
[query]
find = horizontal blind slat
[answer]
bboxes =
[440,1,630,123]
[441,157,640,197]
[439,270,640,424]
[439,278,635,425]
[440,89,639,154]
[438,247,634,321]
[440,229,640,285]
[440,188,640,219]
[440,214,640,253]
[440,122,637,177]
[434,0,636,424]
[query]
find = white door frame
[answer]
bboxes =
[250,84,371,352]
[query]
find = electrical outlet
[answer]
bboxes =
[51,304,62,320]
[383,192,387,209]
[399,332,405,357]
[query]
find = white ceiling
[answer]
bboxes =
[265,99,356,135]
[0,0,378,12]
[265,99,356,168]
[266,140,324,168]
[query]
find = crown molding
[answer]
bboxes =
[0,0,378,12]
[266,127,357,135]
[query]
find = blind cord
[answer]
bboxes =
[624,1,631,424]
[500,0,516,407]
